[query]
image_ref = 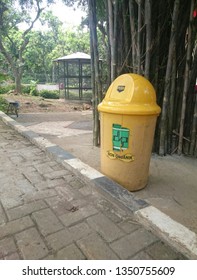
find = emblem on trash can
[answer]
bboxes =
[106,123,134,162]
[112,124,129,151]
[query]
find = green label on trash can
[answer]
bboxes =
[112,124,129,151]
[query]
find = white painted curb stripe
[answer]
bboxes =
[64,158,104,180]
[135,205,197,259]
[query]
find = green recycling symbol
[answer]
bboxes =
[112,124,129,151]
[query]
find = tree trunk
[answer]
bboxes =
[108,0,116,82]
[15,71,22,94]
[189,94,197,156]
[0,39,21,93]
[88,0,102,146]
[144,0,151,79]
[113,0,118,77]
[159,0,180,155]
[189,44,197,155]
[152,5,161,93]
[177,0,194,155]
[168,52,177,153]
[129,0,137,73]
[122,0,129,70]
[137,0,142,74]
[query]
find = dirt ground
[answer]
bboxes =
[4,94,92,113]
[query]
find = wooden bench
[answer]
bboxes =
[5,99,20,117]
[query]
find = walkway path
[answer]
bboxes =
[0,116,186,260]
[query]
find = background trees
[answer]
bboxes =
[0,1,90,86]
[0,0,53,93]
[87,0,197,156]
[23,19,90,83]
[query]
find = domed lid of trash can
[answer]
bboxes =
[98,74,161,115]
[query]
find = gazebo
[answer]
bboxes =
[54,52,92,100]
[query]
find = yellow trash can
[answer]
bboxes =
[98,73,161,191]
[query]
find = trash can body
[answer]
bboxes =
[98,74,161,191]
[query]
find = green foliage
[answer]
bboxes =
[0,73,9,82]
[39,90,59,99]
[29,80,39,96]
[21,84,31,94]
[1,1,90,86]
[23,25,90,84]
[67,90,92,100]
[0,0,55,93]
[0,84,15,94]
[0,96,8,112]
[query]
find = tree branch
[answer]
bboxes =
[20,0,45,61]
[0,39,16,73]
[23,0,44,37]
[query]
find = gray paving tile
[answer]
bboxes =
[59,205,98,227]
[23,189,57,203]
[35,178,66,190]
[32,208,64,236]
[15,227,48,259]
[46,229,73,251]
[95,198,127,223]
[87,213,125,242]
[15,178,35,194]
[0,216,34,239]
[22,170,44,185]
[131,251,153,260]
[118,219,140,234]
[4,252,20,260]
[44,169,71,180]
[55,185,82,201]
[7,200,47,221]
[45,197,75,216]
[110,228,158,259]
[69,222,93,241]
[55,243,86,260]
[35,163,54,174]
[145,241,188,260]
[77,232,119,260]
[0,237,17,258]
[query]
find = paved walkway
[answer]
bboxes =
[0,115,187,260]
[16,112,197,234]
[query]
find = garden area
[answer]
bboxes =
[0,83,92,114]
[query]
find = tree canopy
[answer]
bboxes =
[0,0,54,92]
[0,0,90,86]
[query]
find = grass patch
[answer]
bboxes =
[0,84,15,94]
[39,90,59,99]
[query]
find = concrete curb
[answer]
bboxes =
[1,111,197,259]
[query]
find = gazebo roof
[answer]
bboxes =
[54,52,91,62]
